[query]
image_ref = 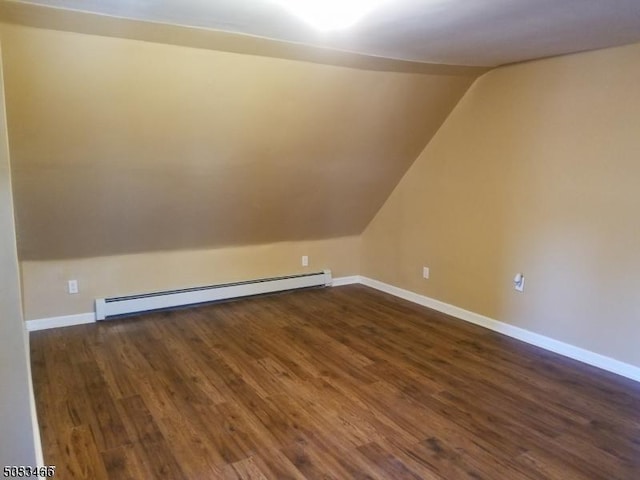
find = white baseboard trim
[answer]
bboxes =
[26,275,354,331]
[331,275,361,286]
[23,324,44,469]
[25,277,640,382]
[359,276,640,383]
[26,312,96,332]
[24,274,352,331]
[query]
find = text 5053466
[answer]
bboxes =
[3,466,56,477]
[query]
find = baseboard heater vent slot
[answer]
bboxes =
[95,270,332,320]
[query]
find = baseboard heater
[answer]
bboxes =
[95,270,332,320]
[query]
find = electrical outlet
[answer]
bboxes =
[514,273,525,292]
[68,279,79,294]
[302,255,309,267]
[423,267,430,279]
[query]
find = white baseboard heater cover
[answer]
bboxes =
[95,270,332,320]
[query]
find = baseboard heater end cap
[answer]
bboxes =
[95,298,106,321]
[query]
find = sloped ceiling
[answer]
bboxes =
[1,24,478,260]
[4,1,636,261]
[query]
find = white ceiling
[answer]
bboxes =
[10,0,640,66]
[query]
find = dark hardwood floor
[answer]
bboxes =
[30,285,640,479]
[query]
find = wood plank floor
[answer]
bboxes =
[31,285,640,479]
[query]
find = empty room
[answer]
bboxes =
[1,0,639,478]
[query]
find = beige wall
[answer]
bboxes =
[4,18,638,372]
[22,236,360,319]
[0,39,38,467]
[1,24,477,261]
[3,23,476,322]
[362,42,640,367]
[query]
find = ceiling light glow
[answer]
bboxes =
[271,0,390,31]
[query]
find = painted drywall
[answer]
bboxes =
[0,23,478,261]
[362,42,640,367]
[0,40,38,468]
[21,235,360,320]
